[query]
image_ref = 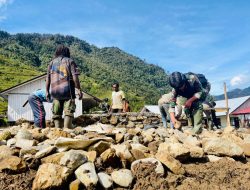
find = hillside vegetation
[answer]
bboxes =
[0,31,171,114]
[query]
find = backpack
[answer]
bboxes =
[187,72,208,89]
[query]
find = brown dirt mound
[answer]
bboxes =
[132,159,250,190]
[179,159,250,190]
[133,162,169,190]
[0,169,36,190]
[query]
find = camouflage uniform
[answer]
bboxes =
[158,93,185,128]
[169,73,207,134]
[158,93,173,128]
[202,93,219,130]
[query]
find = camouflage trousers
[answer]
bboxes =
[184,101,203,134]
[52,99,76,119]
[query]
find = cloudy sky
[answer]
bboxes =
[0,0,250,95]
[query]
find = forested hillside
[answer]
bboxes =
[0,31,171,114]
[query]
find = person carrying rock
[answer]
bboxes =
[168,72,207,134]
[110,82,126,113]
[158,93,184,129]
[46,45,83,128]
[27,89,51,128]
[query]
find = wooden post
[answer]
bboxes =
[224,82,234,132]
[224,82,230,127]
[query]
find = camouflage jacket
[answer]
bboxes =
[169,73,207,112]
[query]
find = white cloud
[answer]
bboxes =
[0,0,13,22]
[230,74,249,87]
[0,0,10,8]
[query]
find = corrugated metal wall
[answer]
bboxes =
[7,76,82,121]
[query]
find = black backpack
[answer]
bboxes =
[187,72,208,88]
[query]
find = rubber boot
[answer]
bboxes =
[208,120,214,131]
[54,119,63,128]
[191,105,203,135]
[64,116,73,129]
[187,117,193,127]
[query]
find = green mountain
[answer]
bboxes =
[214,86,250,100]
[0,30,171,114]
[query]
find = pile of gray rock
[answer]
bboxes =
[0,113,249,190]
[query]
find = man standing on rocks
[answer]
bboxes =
[110,82,126,113]
[46,45,82,128]
[168,72,207,134]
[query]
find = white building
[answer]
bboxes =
[0,74,101,122]
[140,105,161,115]
[215,96,250,127]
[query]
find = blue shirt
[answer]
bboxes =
[33,89,47,102]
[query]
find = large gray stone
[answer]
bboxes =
[158,142,190,160]
[41,152,65,165]
[0,156,26,172]
[155,127,169,138]
[60,150,88,170]
[0,145,14,160]
[202,137,244,157]
[75,162,98,187]
[84,123,113,134]
[100,148,118,166]
[156,150,185,175]
[35,146,57,159]
[16,129,33,140]
[46,128,72,140]
[98,172,113,189]
[111,169,133,187]
[55,136,113,151]
[130,143,149,153]
[188,146,204,158]
[7,138,16,147]
[111,144,134,162]
[88,141,111,155]
[174,130,201,147]
[32,163,70,190]
[31,128,46,142]
[15,138,36,149]
[8,125,21,136]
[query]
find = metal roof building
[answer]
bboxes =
[214,96,250,116]
[0,74,102,122]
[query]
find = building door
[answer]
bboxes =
[234,117,240,128]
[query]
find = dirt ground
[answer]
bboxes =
[133,158,250,190]
[0,169,36,190]
[0,159,249,190]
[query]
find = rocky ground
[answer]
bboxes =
[0,113,249,190]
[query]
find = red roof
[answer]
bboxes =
[231,107,250,115]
